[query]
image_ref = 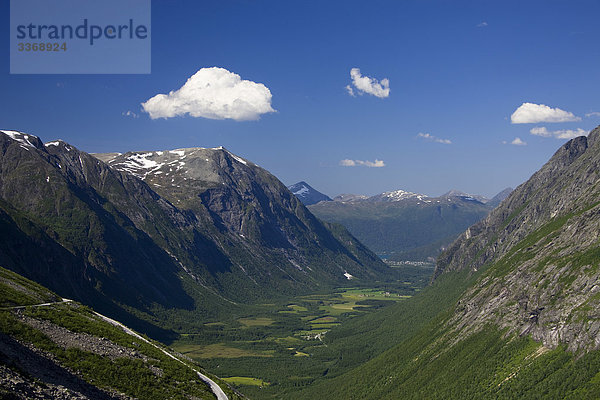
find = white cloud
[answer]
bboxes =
[339,159,385,168]
[477,22,488,27]
[417,132,452,144]
[530,126,588,139]
[511,137,527,146]
[345,85,355,97]
[122,110,139,118]
[141,67,275,121]
[586,112,600,118]
[511,102,580,124]
[347,68,390,98]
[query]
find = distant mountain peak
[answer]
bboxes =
[441,189,488,203]
[370,189,428,203]
[287,181,332,205]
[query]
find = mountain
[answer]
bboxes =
[441,189,489,203]
[309,189,490,261]
[287,181,332,205]
[332,193,369,202]
[291,127,600,399]
[0,130,388,337]
[0,266,239,399]
[486,186,513,207]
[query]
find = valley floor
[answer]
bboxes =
[167,264,434,399]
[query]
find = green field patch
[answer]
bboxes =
[204,321,225,326]
[238,317,274,327]
[294,351,309,357]
[274,336,303,345]
[174,343,274,359]
[309,316,337,323]
[310,323,341,329]
[222,376,270,387]
[286,304,308,312]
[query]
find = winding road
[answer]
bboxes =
[5,299,228,400]
[93,311,228,400]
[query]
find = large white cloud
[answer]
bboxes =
[511,102,580,124]
[417,132,452,144]
[340,159,385,168]
[347,68,390,98]
[530,126,588,139]
[141,67,275,121]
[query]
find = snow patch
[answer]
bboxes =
[293,186,309,196]
[2,130,38,148]
[344,272,354,280]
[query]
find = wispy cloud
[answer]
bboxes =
[122,110,139,118]
[417,132,452,144]
[585,112,600,118]
[476,22,488,28]
[340,159,385,168]
[530,126,588,139]
[347,68,390,98]
[505,137,527,146]
[511,102,580,124]
[141,67,275,121]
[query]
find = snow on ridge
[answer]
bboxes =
[227,151,248,165]
[45,141,61,147]
[344,272,354,280]
[1,130,39,148]
[293,185,310,196]
[380,189,426,202]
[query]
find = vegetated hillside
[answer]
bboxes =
[0,266,240,400]
[290,127,600,399]
[308,190,492,261]
[0,130,388,338]
[288,181,332,205]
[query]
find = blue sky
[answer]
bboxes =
[2,0,599,197]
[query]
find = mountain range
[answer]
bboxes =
[307,188,511,261]
[0,130,387,337]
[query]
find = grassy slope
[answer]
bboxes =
[288,214,600,399]
[0,266,241,400]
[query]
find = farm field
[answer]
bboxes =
[169,264,434,398]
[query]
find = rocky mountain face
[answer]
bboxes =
[0,130,388,334]
[309,189,491,261]
[287,181,332,205]
[436,126,600,351]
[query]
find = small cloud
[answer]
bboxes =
[476,22,488,27]
[56,82,65,88]
[347,68,390,98]
[530,126,588,139]
[417,132,452,144]
[510,137,527,146]
[511,102,581,124]
[585,112,600,118]
[339,159,385,168]
[141,67,275,121]
[122,110,139,118]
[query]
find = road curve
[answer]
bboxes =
[93,311,229,400]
